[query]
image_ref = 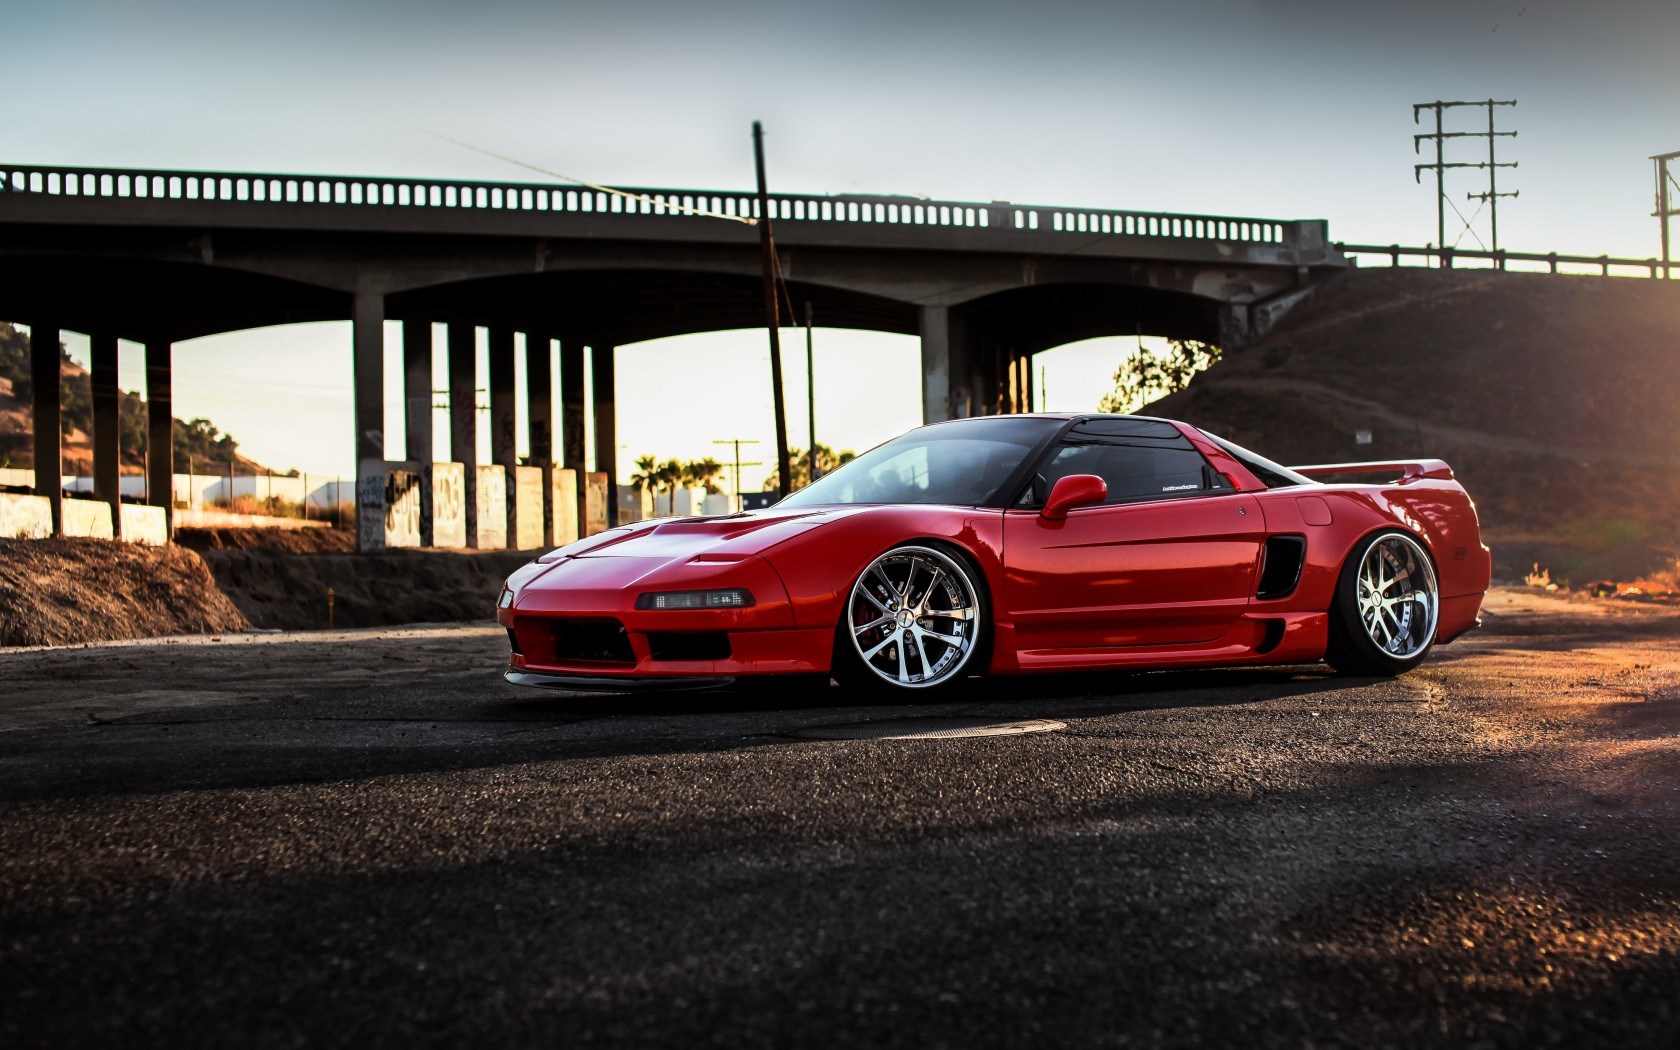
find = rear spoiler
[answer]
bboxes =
[1291,459,1455,482]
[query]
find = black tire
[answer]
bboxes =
[830,541,990,696]
[1324,529,1440,677]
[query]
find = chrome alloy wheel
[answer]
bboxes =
[846,545,981,689]
[1355,533,1439,659]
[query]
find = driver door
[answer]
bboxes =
[1003,431,1264,650]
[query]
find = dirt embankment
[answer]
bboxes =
[0,538,249,647]
[198,548,536,630]
[1154,268,1680,582]
[174,526,356,555]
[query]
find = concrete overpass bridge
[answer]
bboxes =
[0,162,1347,549]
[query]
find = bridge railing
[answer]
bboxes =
[1337,242,1674,279]
[0,163,1302,248]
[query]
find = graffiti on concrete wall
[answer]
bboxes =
[425,462,467,549]
[474,466,508,550]
[584,471,609,537]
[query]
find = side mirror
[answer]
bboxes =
[1041,474,1107,520]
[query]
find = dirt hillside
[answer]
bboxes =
[1152,268,1680,580]
[0,538,249,647]
[197,547,537,631]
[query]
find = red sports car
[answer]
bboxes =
[498,414,1490,693]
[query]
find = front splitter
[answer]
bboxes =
[504,669,739,692]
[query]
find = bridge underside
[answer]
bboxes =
[0,181,1339,549]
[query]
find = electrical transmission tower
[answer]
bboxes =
[1654,150,1680,279]
[1414,99,1518,265]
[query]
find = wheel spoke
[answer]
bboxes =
[859,585,893,617]
[916,567,945,611]
[861,633,897,662]
[896,636,910,683]
[931,605,976,621]
[916,625,964,647]
[915,640,933,681]
[853,613,892,637]
[870,563,900,602]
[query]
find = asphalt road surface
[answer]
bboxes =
[3,586,1678,1048]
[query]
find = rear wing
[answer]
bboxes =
[1291,459,1455,483]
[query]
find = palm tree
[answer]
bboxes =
[658,459,684,515]
[688,458,724,494]
[630,454,658,495]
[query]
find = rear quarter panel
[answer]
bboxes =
[1257,478,1490,642]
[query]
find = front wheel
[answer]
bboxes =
[1325,529,1441,676]
[832,544,987,693]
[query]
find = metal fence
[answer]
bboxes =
[1337,242,1673,279]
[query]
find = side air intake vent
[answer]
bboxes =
[1257,535,1307,600]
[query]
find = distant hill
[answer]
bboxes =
[0,323,275,477]
[1150,268,1680,579]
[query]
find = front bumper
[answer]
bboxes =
[498,552,835,685]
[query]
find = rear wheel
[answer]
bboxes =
[1325,529,1440,676]
[832,544,987,694]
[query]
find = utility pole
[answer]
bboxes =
[752,121,792,499]
[1654,150,1680,279]
[1414,99,1518,263]
[713,438,762,512]
[804,302,818,482]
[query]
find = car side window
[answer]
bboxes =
[1025,440,1231,506]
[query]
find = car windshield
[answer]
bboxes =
[778,417,1058,508]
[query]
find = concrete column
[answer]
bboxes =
[560,338,587,534]
[352,290,385,468]
[352,290,386,552]
[591,343,618,527]
[487,326,518,469]
[919,305,951,425]
[1022,351,1036,412]
[90,332,122,539]
[144,339,173,535]
[526,332,553,466]
[447,319,478,540]
[402,318,433,466]
[525,331,556,546]
[30,323,63,535]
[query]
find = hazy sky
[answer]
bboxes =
[10,0,1678,485]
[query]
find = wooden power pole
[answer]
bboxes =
[753,121,792,500]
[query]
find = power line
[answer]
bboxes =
[387,114,757,226]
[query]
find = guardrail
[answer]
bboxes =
[1337,242,1673,279]
[0,162,1305,248]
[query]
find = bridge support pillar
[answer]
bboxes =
[560,339,588,536]
[447,319,480,546]
[525,332,556,544]
[90,332,122,540]
[487,326,520,546]
[920,306,951,424]
[1218,304,1251,353]
[352,289,387,552]
[402,318,435,545]
[591,344,618,528]
[30,323,63,536]
[144,339,172,536]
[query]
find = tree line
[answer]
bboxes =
[0,323,264,472]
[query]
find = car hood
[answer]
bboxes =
[543,505,873,562]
